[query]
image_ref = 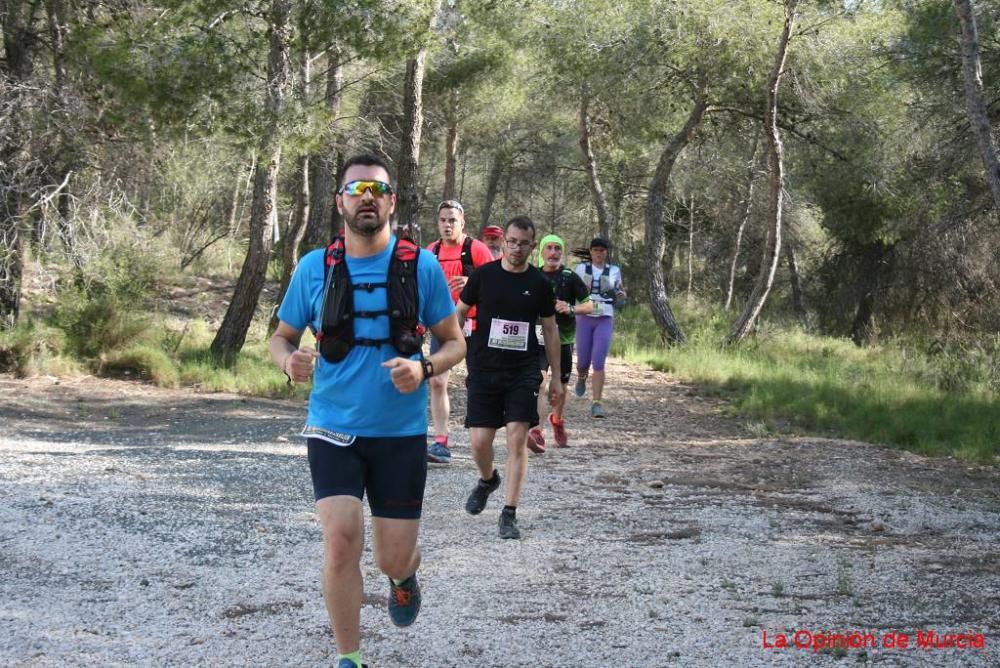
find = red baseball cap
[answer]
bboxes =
[482,225,504,239]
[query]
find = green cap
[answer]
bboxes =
[537,234,565,267]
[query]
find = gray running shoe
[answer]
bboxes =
[498,510,521,539]
[590,401,606,419]
[427,439,451,463]
[574,376,587,397]
[465,470,501,515]
[387,574,421,627]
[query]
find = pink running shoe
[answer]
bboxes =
[548,413,568,447]
[527,427,546,454]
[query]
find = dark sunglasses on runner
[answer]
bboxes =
[340,180,394,197]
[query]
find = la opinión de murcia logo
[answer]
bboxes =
[762,629,987,652]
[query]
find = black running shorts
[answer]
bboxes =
[538,343,573,384]
[464,368,542,429]
[306,435,427,519]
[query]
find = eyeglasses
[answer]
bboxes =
[504,238,534,250]
[341,180,394,197]
[438,199,464,213]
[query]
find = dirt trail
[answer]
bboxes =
[1,358,997,667]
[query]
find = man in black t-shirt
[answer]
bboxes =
[457,216,564,539]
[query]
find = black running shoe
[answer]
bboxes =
[498,510,521,539]
[465,470,501,515]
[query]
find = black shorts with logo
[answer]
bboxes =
[464,367,543,429]
[538,342,573,384]
[306,435,427,519]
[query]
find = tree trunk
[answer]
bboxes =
[396,0,443,247]
[269,154,310,333]
[231,151,256,239]
[210,0,291,360]
[396,53,428,244]
[500,166,513,224]
[225,166,242,235]
[661,202,683,295]
[851,241,892,346]
[785,241,805,318]
[45,0,84,277]
[0,0,42,329]
[686,194,694,303]
[481,150,505,228]
[725,138,760,311]
[442,93,459,200]
[724,0,796,345]
[305,49,343,249]
[270,51,313,332]
[610,160,627,245]
[953,0,1000,212]
[550,171,559,232]
[579,94,614,244]
[2,0,39,81]
[458,144,468,201]
[645,97,709,345]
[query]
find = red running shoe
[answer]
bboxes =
[527,427,546,453]
[548,412,568,447]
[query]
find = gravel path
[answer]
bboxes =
[1,358,997,667]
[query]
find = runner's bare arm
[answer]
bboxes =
[270,322,320,384]
[575,300,595,315]
[540,315,564,404]
[555,298,594,316]
[427,312,466,375]
[383,312,466,394]
[455,299,471,333]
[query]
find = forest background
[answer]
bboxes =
[2,0,999,460]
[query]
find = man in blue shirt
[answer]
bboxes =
[270,154,465,668]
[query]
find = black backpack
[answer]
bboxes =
[315,237,422,363]
[432,236,476,277]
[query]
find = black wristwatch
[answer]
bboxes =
[421,357,434,380]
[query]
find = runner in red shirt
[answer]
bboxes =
[426,200,496,463]
[482,224,504,260]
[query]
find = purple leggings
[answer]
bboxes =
[576,315,614,374]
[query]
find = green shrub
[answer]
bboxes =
[615,300,1000,460]
[53,289,154,358]
[0,319,81,377]
[101,344,180,387]
[178,342,309,398]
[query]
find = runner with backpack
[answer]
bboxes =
[270,154,465,668]
[426,200,496,463]
[574,237,627,419]
[527,234,593,452]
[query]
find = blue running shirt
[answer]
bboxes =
[277,237,455,437]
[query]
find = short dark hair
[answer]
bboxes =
[339,153,394,188]
[505,215,536,239]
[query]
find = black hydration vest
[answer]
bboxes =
[315,237,422,363]
[548,267,577,328]
[432,236,475,276]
